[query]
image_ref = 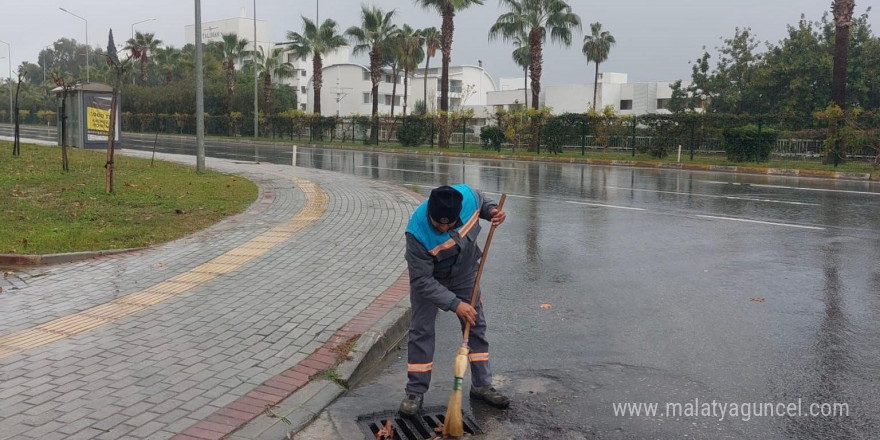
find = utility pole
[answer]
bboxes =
[253,0,259,159]
[194,0,205,172]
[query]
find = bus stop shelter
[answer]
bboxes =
[52,82,120,150]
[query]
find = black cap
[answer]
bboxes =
[428,186,463,225]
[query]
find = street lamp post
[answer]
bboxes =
[0,40,11,124]
[59,7,89,83]
[131,18,156,41]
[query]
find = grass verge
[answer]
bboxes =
[1,142,258,254]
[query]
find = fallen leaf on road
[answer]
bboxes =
[375,419,394,439]
[750,297,765,303]
[540,303,553,309]
[3,271,12,279]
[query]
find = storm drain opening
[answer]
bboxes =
[356,406,482,439]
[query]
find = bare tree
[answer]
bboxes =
[13,71,22,156]
[51,73,77,171]
[104,29,141,193]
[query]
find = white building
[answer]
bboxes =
[186,9,350,111]
[281,46,350,111]
[410,65,497,113]
[185,9,271,57]
[306,64,414,116]
[487,72,692,116]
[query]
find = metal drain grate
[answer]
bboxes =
[356,406,482,439]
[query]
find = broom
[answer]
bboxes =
[443,194,506,437]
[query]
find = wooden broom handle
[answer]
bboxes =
[463,193,506,340]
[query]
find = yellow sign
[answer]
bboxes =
[87,96,113,141]
[87,106,110,133]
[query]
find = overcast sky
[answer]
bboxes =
[1,0,875,84]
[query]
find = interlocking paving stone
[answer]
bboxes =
[0,152,418,439]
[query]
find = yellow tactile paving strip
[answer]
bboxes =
[0,177,328,361]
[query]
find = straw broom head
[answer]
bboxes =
[442,345,470,437]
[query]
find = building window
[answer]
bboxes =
[300,103,306,110]
[657,99,670,110]
[385,74,393,83]
[363,71,370,81]
[620,100,633,110]
[301,86,307,94]
[287,55,296,63]
[363,92,371,104]
[384,95,401,106]
[301,70,306,77]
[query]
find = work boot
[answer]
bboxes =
[398,392,423,417]
[470,385,510,409]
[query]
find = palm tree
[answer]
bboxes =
[415,0,485,148]
[126,31,162,86]
[218,33,250,111]
[581,22,615,111]
[510,32,530,108]
[346,5,398,144]
[287,17,348,116]
[154,46,181,84]
[253,46,294,115]
[489,0,581,110]
[420,26,441,112]
[397,25,425,116]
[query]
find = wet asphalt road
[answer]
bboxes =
[6,128,880,438]
[288,148,880,440]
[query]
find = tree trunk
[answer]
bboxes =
[439,5,455,148]
[391,68,398,117]
[13,77,22,157]
[423,55,431,112]
[592,62,600,111]
[226,58,235,113]
[523,66,528,108]
[60,89,69,171]
[370,46,381,144]
[403,69,409,116]
[313,51,323,115]
[529,28,542,110]
[263,73,272,116]
[106,74,122,194]
[140,56,147,86]
[827,0,854,166]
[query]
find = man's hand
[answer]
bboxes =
[455,302,477,326]
[489,208,506,226]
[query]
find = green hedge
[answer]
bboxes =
[722,125,778,162]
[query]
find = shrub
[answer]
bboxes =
[479,125,505,150]
[722,124,777,162]
[397,115,429,147]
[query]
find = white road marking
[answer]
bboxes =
[483,192,534,199]
[604,186,819,206]
[358,166,448,175]
[565,201,646,211]
[702,181,880,196]
[696,215,826,230]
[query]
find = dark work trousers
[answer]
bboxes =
[406,280,492,395]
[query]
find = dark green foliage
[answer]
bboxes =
[479,125,505,150]
[722,124,778,162]
[397,115,429,147]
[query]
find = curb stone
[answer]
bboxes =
[227,294,411,439]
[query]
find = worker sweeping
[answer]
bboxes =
[399,184,510,418]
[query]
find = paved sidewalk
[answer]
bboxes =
[0,151,419,440]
